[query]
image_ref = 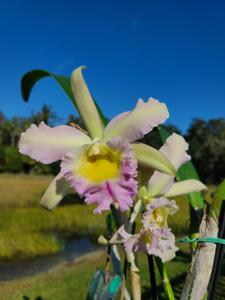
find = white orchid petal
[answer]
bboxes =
[132,143,176,176]
[103,98,169,142]
[147,133,192,196]
[41,173,73,210]
[109,225,132,244]
[71,66,104,139]
[103,111,129,132]
[148,172,174,197]
[165,179,207,198]
[19,122,91,164]
[160,133,191,171]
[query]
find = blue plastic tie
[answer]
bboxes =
[178,236,225,245]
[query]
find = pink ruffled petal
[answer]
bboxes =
[103,98,169,142]
[109,224,178,262]
[19,122,91,164]
[128,227,177,262]
[61,137,138,213]
[152,228,178,262]
[124,235,141,253]
[131,228,160,254]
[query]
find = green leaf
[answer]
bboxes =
[211,179,225,217]
[214,179,225,201]
[158,126,204,210]
[21,70,73,102]
[21,69,108,125]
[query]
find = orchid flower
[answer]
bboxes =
[107,133,206,262]
[109,224,178,263]
[19,66,175,213]
[138,133,206,227]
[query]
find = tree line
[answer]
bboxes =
[0,105,224,184]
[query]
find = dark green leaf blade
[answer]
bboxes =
[21,69,108,125]
[21,70,74,103]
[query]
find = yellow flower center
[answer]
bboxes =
[150,207,169,227]
[76,142,121,184]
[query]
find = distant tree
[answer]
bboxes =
[66,114,84,128]
[31,105,58,125]
[0,111,5,145]
[139,124,181,149]
[186,118,225,184]
[0,147,4,171]
[0,106,61,174]
[3,146,22,173]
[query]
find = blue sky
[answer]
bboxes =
[0,0,225,132]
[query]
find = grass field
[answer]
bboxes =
[0,174,190,261]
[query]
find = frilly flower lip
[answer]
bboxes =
[19,66,175,213]
[109,225,178,263]
[61,137,137,213]
[142,197,178,228]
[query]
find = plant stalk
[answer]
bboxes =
[147,255,158,300]
[155,257,175,300]
[111,205,141,300]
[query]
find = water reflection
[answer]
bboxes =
[0,237,99,281]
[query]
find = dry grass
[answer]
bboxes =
[0,174,53,208]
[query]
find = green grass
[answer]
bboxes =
[2,245,222,300]
[0,246,191,300]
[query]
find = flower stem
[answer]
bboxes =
[155,257,175,300]
[147,255,158,300]
[111,206,141,300]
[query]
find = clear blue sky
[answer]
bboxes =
[0,0,225,132]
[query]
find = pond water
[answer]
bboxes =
[0,237,101,281]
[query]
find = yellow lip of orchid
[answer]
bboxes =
[76,142,121,184]
[148,206,170,228]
